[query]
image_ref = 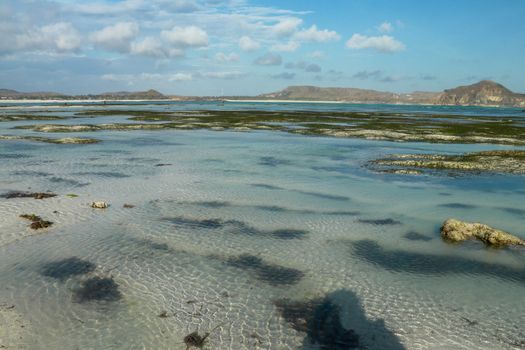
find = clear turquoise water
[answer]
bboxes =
[0,102,524,349]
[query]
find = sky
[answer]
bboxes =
[1,0,524,96]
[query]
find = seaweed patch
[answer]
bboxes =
[226,254,304,286]
[357,218,402,225]
[40,257,96,281]
[350,239,525,284]
[2,191,57,199]
[73,276,122,303]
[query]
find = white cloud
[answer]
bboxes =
[308,51,324,59]
[161,25,208,48]
[168,72,193,81]
[202,71,245,79]
[15,22,82,53]
[254,53,282,66]
[91,22,139,52]
[130,37,184,58]
[272,17,302,37]
[102,72,194,82]
[239,36,260,52]
[293,25,340,43]
[215,52,240,62]
[346,34,405,53]
[271,41,300,52]
[378,22,394,33]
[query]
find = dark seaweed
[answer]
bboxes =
[49,177,90,187]
[295,190,350,202]
[258,156,292,167]
[1,191,57,199]
[73,277,122,302]
[357,218,402,225]
[270,229,308,240]
[10,170,51,177]
[404,231,433,241]
[167,216,308,240]
[41,257,96,281]
[250,183,283,190]
[350,239,525,284]
[73,171,130,178]
[226,254,304,286]
[438,203,477,209]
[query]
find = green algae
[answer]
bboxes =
[13,109,525,145]
[371,150,525,175]
[0,114,65,122]
[0,135,100,144]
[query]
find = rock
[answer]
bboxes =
[91,201,108,209]
[441,218,525,247]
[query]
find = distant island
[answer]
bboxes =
[2,80,525,107]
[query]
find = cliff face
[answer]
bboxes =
[435,80,525,107]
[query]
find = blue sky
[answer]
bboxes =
[1,0,524,95]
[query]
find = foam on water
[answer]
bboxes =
[0,104,524,349]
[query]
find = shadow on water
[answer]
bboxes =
[349,239,525,284]
[40,257,96,281]
[275,289,405,350]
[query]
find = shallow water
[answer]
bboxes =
[0,102,524,349]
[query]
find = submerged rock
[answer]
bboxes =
[91,201,108,209]
[441,218,525,247]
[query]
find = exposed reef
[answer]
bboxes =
[370,150,525,175]
[14,109,525,145]
[0,134,100,144]
[0,114,64,122]
[441,218,525,247]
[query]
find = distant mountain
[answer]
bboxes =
[2,81,525,106]
[258,81,525,107]
[96,89,168,100]
[0,89,67,99]
[258,86,438,104]
[0,89,167,100]
[435,80,525,107]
